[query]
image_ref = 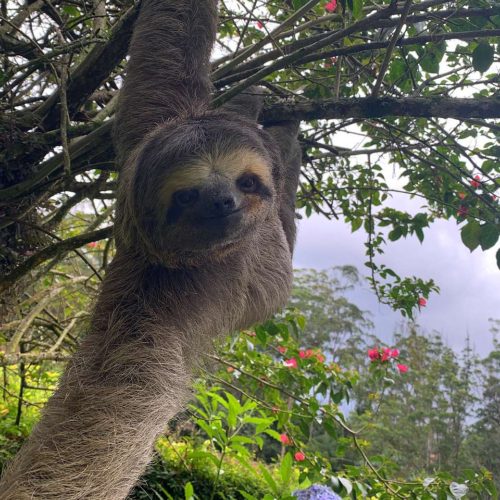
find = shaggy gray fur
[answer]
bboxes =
[0,0,301,497]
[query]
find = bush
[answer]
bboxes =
[131,440,274,499]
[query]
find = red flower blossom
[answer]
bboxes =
[391,349,400,358]
[316,353,325,363]
[418,297,427,307]
[280,433,291,445]
[470,175,481,188]
[277,346,287,354]
[294,451,306,461]
[381,347,391,362]
[227,366,235,373]
[457,205,468,217]
[86,242,98,248]
[324,0,336,12]
[397,364,409,373]
[299,350,306,359]
[458,192,466,200]
[283,358,298,368]
[256,20,263,29]
[368,348,380,361]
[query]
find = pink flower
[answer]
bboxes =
[368,348,380,361]
[279,433,291,445]
[277,346,287,354]
[299,350,306,359]
[256,20,263,29]
[316,353,325,363]
[470,175,481,188]
[391,349,400,358]
[283,358,298,368]
[381,347,391,362]
[294,451,306,461]
[418,297,427,307]
[227,366,235,373]
[324,0,337,12]
[397,364,409,373]
[86,241,97,248]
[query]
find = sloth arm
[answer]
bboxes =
[114,0,218,162]
[265,121,302,252]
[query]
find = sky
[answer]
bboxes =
[293,210,499,357]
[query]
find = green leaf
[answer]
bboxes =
[292,0,309,9]
[184,481,194,500]
[472,43,494,73]
[479,223,499,250]
[188,450,220,467]
[255,326,267,345]
[419,42,445,73]
[280,452,293,485]
[460,221,481,252]
[259,465,279,495]
[239,492,259,500]
[351,218,363,232]
[62,5,80,17]
[388,227,403,241]
[352,0,363,19]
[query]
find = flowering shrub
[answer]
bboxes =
[131,311,496,499]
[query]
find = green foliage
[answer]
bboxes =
[129,311,496,499]
[130,440,274,499]
[1,282,498,498]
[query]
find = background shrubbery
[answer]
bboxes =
[2,269,498,498]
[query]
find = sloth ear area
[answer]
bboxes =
[220,86,267,122]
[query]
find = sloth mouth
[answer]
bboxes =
[201,207,243,221]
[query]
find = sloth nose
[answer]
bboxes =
[212,195,236,216]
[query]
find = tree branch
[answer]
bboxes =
[0,226,113,295]
[34,5,139,128]
[261,96,500,123]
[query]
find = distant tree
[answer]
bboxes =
[349,323,479,476]
[465,320,500,488]
[290,267,374,358]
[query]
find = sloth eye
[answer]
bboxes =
[237,174,259,193]
[173,189,199,207]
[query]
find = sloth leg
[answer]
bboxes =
[265,121,302,252]
[220,86,266,121]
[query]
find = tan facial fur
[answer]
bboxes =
[159,148,272,208]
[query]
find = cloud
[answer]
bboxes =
[293,213,498,356]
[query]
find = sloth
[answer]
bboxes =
[0,0,301,498]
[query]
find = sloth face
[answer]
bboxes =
[159,148,274,251]
[125,116,278,266]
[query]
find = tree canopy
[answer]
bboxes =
[1,0,499,312]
